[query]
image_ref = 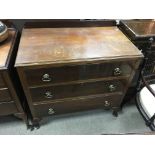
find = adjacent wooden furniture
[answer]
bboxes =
[15,25,143,128]
[119,20,155,131]
[120,20,155,101]
[0,27,27,124]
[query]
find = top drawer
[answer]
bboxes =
[25,62,132,86]
[0,73,6,88]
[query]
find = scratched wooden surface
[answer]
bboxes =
[15,27,142,66]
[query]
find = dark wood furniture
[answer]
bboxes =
[15,25,143,128]
[0,26,27,124]
[119,20,155,101]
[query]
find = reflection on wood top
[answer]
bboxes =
[15,27,142,66]
[0,30,15,68]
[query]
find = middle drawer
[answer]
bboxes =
[30,80,124,102]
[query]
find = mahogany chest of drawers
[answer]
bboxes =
[0,27,27,123]
[15,26,143,128]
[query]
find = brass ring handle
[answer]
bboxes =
[114,68,122,76]
[42,74,52,82]
[45,91,53,99]
[48,108,55,115]
[104,100,110,107]
[109,84,116,92]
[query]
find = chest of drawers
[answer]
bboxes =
[15,26,143,128]
[0,27,27,124]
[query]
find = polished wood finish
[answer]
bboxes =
[15,24,143,127]
[15,27,142,66]
[25,62,132,87]
[0,27,27,124]
[30,79,124,102]
[34,93,123,118]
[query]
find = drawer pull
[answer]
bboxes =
[109,84,116,92]
[42,74,51,82]
[104,100,110,107]
[114,68,121,76]
[45,91,53,99]
[48,108,55,115]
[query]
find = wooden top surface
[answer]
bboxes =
[121,20,155,38]
[15,27,142,66]
[0,29,15,68]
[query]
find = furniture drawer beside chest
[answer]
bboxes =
[0,73,6,88]
[0,27,27,125]
[15,26,143,127]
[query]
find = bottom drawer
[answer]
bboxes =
[0,101,18,116]
[0,88,12,102]
[0,74,5,88]
[33,93,123,117]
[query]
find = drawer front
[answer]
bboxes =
[0,88,12,102]
[33,93,123,117]
[0,74,6,88]
[30,80,124,102]
[0,101,18,116]
[25,62,132,86]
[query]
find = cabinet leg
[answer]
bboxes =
[112,108,120,117]
[112,111,118,117]
[30,118,41,131]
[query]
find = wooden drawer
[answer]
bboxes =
[30,80,124,102]
[0,74,6,88]
[0,88,12,102]
[25,62,132,86]
[33,93,123,117]
[0,101,18,116]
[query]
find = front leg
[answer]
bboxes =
[112,110,118,117]
[112,107,120,117]
[31,118,41,130]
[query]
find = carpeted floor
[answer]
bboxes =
[0,102,151,135]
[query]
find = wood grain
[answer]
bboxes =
[15,27,142,66]
[33,93,123,118]
[30,79,124,102]
[15,25,143,126]
[25,61,132,87]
